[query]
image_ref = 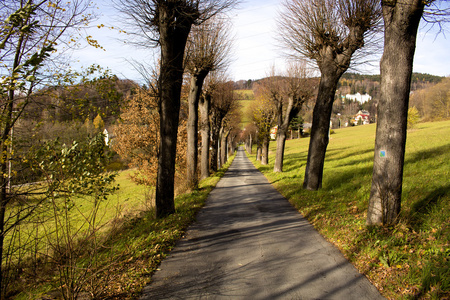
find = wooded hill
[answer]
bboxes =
[236,72,447,128]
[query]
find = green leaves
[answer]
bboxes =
[34,133,118,203]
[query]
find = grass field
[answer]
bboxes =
[235,89,254,101]
[248,120,450,299]
[236,89,255,128]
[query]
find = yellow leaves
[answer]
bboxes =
[47,1,65,11]
[112,87,188,186]
[86,35,105,51]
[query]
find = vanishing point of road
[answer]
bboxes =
[140,147,385,299]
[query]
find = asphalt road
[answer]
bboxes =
[140,147,384,299]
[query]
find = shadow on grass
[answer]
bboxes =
[406,184,450,229]
[281,152,308,172]
[405,144,450,165]
[328,148,374,166]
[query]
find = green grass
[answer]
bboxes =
[238,99,254,127]
[235,89,254,101]
[13,155,236,299]
[248,121,450,300]
[236,89,255,128]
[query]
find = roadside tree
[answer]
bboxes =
[115,0,238,218]
[249,90,276,165]
[242,123,258,154]
[278,0,381,190]
[274,62,315,173]
[185,17,233,189]
[219,107,240,167]
[367,1,449,225]
[209,80,237,172]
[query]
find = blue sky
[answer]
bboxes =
[73,0,450,82]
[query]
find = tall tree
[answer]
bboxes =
[199,82,213,180]
[252,73,283,165]
[116,0,238,218]
[249,90,276,165]
[185,17,232,189]
[209,80,236,172]
[242,123,257,154]
[278,0,381,190]
[367,0,448,225]
[0,0,96,296]
[274,62,314,173]
[219,107,240,167]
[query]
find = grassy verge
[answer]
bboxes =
[247,121,450,300]
[15,154,236,299]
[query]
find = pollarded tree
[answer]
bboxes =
[185,16,233,190]
[278,0,381,190]
[115,0,238,218]
[252,73,283,165]
[198,71,222,179]
[367,1,449,226]
[274,62,315,173]
[242,122,258,154]
[209,79,237,172]
[249,90,276,165]
[219,104,240,167]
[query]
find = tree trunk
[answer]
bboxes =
[367,1,424,226]
[246,134,252,154]
[274,96,299,172]
[155,9,192,218]
[261,135,269,165]
[220,129,229,167]
[199,94,210,180]
[303,73,340,190]
[186,73,207,190]
[210,115,220,173]
[256,145,262,161]
[274,131,287,172]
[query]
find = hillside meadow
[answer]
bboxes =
[248,120,450,299]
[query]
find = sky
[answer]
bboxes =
[72,0,450,83]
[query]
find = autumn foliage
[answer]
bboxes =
[113,87,187,186]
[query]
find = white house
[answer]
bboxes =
[345,92,372,104]
[353,110,370,125]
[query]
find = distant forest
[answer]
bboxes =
[341,72,444,85]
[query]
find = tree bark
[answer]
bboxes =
[367,0,424,226]
[274,131,286,172]
[220,129,229,167]
[303,72,340,190]
[186,72,207,190]
[155,8,192,218]
[210,114,220,173]
[256,145,262,161]
[261,135,270,165]
[274,97,300,172]
[199,93,210,180]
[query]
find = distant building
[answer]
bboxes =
[353,110,370,125]
[270,126,278,140]
[345,92,372,104]
[103,128,110,145]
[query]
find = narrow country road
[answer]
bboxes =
[140,147,384,299]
